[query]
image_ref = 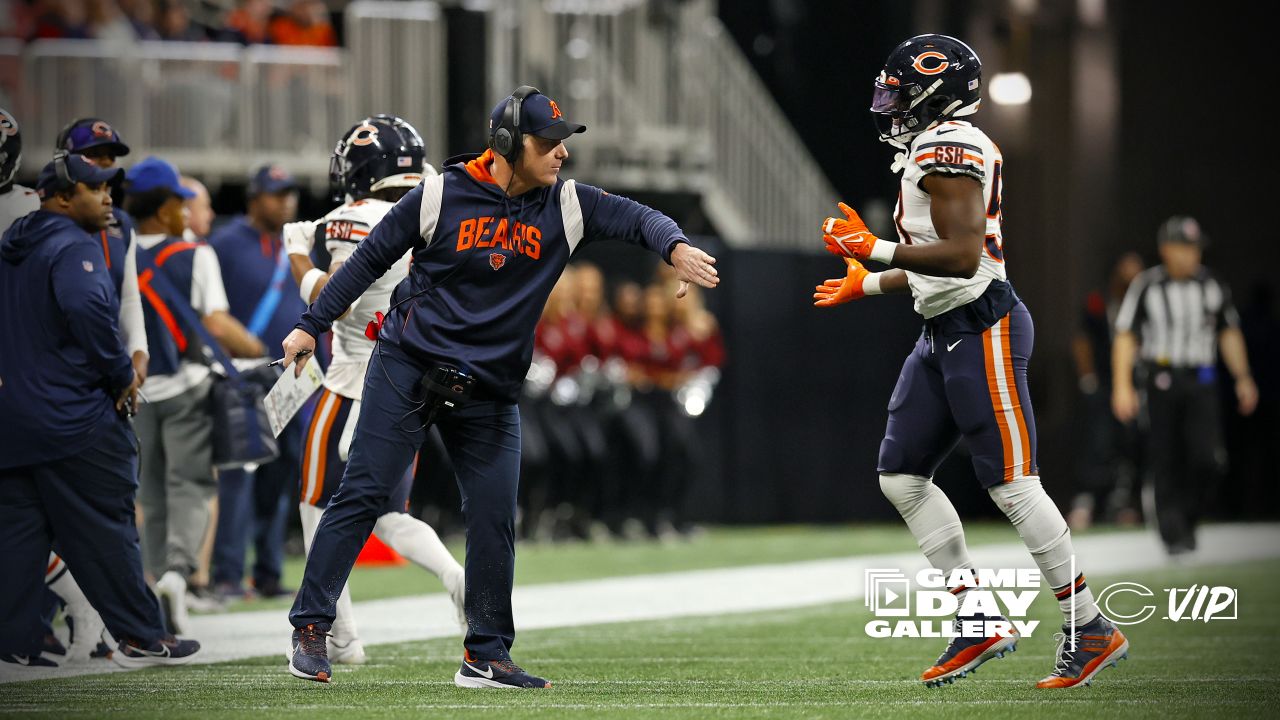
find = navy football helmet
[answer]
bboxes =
[329,114,428,203]
[871,34,982,147]
[0,107,20,189]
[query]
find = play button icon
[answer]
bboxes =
[883,587,899,605]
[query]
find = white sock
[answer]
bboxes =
[989,477,1099,627]
[47,554,110,651]
[299,503,359,641]
[373,512,463,580]
[879,473,974,578]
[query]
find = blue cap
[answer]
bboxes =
[35,153,124,199]
[489,90,586,141]
[248,164,297,196]
[125,156,195,198]
[58,118,130,157]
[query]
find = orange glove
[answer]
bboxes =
[813,257,883,307]
[821,202,898,264]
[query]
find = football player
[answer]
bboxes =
[813,35,1128,689]
[282,115,466,666]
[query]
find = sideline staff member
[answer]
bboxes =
[283,87,719,688]
[0,154,199,667]
[1112,216,1258,555]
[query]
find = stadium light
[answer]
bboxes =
[989,72,1032,106]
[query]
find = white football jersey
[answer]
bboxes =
[894,120,1007,319]
[320,197,414,400]
[0,184,39,235]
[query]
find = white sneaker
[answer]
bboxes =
[444,568,467,635]
[155,571,190,636]
[63,605,107,663]
[327,636,367,665]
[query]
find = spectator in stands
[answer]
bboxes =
[208,164,305,600]
[119,0,160,40]
[31,0,91,39]
[220,0,271,45]
[268,0,335,47]
[156,0,204,42]
[86,0,138,44]
[124,156,263,633]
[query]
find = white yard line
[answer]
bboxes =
[4,523,1277,684]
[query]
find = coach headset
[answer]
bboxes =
[490,85,541,165]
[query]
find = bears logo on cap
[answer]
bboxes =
[91,121,114,138]
[0,109,17,136]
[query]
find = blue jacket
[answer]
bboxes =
[209,215,306,352]
[0,210,133,467]
[298,150,689,401]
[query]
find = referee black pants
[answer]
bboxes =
[1143,367,1224,551]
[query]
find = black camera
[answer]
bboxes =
[420,364,475,414]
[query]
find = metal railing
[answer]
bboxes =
[4,1,447,188]
[3,0,834,246]
[487,0,838,247]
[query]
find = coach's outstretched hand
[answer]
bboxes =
[671,243,719,298]
[281,328,318,378]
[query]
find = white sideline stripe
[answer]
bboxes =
[4,523,1278,684]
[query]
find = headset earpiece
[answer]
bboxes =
[493,85,541,165]
[53,150,72,189]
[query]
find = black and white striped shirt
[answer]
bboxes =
[1114,266,1240,368]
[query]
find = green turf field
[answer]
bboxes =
[215,522,1133,613]
[4,526,1277,719]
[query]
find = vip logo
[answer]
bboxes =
[1096,582,1238,626]
[489,252,507,271]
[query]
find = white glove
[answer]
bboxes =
[283,220,319,257]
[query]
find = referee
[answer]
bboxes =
[1112,216,1258,555]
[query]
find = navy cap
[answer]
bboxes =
[58,118,130,157]
[35,153,124,199]
[1158,216,1209,247]
[248,164,298,196]
[125,156,195,199]
[489,91,586,142]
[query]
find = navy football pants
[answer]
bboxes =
[0,418,166,655]
[290,341,522,661]
[878,303,1039,487]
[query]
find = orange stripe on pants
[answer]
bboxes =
[1001,314,1033,477]
[301,389,331,505]
[983,318,1016,482]
[309,392,342,505]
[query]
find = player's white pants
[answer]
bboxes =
[298,503,463,641]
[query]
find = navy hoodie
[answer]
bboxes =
[0,210,133,468]
[297,150,689,401]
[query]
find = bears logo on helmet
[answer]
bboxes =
[870,34,982,148]
[329,114,430,203]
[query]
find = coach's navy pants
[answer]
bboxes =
[879,302,1039,487]
[0,417,166,655]
[290,341,522,661]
